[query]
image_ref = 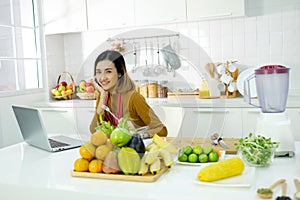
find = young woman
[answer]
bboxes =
[90,50,168,138]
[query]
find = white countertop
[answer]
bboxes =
[34,95,300,108]
[1,141,299,200]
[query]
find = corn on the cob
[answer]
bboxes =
[197,157,245,182]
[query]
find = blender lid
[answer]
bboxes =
[255,65,289,74]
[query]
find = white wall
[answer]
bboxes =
[46,5,300,95]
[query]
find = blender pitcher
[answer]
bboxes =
[244,65,290,113]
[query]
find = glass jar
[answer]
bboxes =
[134,80,140,93]
[158,81,168,98]
[139,80,148,98]
[148,80,158,98]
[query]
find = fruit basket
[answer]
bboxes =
[76,79,96,100]
[76,92,96,100]
[51,71,76,100]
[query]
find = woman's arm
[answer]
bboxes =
[129,92,168,137]
[89,90,107,134]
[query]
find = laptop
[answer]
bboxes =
[12,105,82,152]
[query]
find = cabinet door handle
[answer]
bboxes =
[193,110,229,114]
[247,110,261,113]
[195,12,232,20]
[41,110,68,113]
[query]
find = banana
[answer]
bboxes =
[152,134,178,154]
[159,148,174,168]
[145,142,156,151]
[138,153,149,175]
[150,157,161,175]
[145,144,159,165]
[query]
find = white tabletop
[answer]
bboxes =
[0,142,299,200]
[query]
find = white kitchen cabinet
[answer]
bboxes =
[39,107,77,135]
[241,108,261,136]
[134,0,186,26]
[87,0,135,30]
[186,0,245,21]
[43,0,87,34]
[73,107,95,141]
[179,108,243,138]
[151,106,185,137]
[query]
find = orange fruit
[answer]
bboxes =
[74,158,90,172]
[213,148,222,158]
[95,144,110,161]
[79,142,95,161]
[89,159,103,173]
[90,131,107,146]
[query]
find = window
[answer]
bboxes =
[0,0,45,95]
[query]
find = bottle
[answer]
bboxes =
[134,80,140,93]
[199,80,210,98]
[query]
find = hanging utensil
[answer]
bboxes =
[154,39,165,75]
[161,37,181,71]
[131,43,137,73]
[143,40,151,77]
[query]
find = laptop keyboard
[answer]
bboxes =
[48,138,70,148]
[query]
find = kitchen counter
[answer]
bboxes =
[34,95,300,108]
[1,141,299,200]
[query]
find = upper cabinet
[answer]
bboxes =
[186,0,245,21]
[134,0,186,26]
[42,0,247,34]
[43,0,87,35]
[87,0,135,30]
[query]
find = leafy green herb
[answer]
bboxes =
[235,133,279,166]
[96,113,115,135]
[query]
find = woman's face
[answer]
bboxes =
[95,60,120,93]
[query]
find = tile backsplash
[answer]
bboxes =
[46,6,300,95]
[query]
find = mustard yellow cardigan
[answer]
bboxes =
[90,90,168,137]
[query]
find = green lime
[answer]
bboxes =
[188,153,198,163]
[202,145,213,155]
[198,154,209,163]
[192,145,202,155]
[178,153,188,162]
[182,145,193,155]
[208,151,219,162]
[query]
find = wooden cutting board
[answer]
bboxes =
[71,165,168,182]
[166,137,240,154]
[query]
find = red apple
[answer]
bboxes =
[60,81,67,87]
[85,81,93,87]
[85,86,95,93]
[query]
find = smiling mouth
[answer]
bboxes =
[100,81,109,88]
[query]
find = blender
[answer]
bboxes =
[244,65,295,157]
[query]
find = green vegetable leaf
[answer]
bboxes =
[235,133,279,166]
